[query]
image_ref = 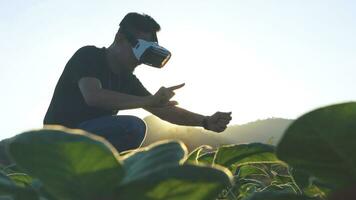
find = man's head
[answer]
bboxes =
[110,12,164,72]
[118,12,160,43]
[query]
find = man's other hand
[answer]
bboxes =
[149,83,185,107]
[205,111,232,133]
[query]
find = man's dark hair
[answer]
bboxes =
[117,12,160,42]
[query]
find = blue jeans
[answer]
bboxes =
[77,115,147,152]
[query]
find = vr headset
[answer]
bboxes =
[122,29,171,68]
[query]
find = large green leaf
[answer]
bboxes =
[120,140,187,184]
[214,143,284,172]
[117,164,233,200]
[7,126,124,200]
[277,102,356,187]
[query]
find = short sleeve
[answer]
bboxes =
[68,46,102,82]
[127,74,152,96]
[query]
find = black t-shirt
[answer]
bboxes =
[43,45,151,128]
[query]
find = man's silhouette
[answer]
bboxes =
[43,12,232,152]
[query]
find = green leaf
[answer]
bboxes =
[236,165,271,188]
[0,172,38,199]
[303,184,328,199]
[0,139,12,166]
[245,191,314,200]
[214,143,284,173]
[290,168,311,190]
[0,164,24,175]
[262,183,297,194]
[119,149,135,156]
[277,102,356,188]
[237,164,270,179]
[184,145,212,164]
[0,195,13,200]
[7,173,33,187]
[7,126,124,200]
[237,183,259,199]
[197,152,216,165]
[0,172,16,194]
[117,164,233,200]
[120,140,187,184]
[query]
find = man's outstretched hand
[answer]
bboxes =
[204,111,232,133]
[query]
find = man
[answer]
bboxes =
[44,12,232,152]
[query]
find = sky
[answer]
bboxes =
[1,0,356,140]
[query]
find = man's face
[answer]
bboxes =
[120,31,156,71]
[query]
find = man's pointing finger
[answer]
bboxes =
[167,83,185,91]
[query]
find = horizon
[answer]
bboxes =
[1,1,356,140]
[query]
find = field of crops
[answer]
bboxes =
[1,102,355,199]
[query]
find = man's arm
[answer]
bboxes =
[79,77,232,132]
[144,105,206,127]
[79,77,154,110]
[144,105,233,133]
[78,77,178,110]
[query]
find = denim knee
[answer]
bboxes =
[77,115,147,151]
[125,116,147,137]
[120,116,147,149]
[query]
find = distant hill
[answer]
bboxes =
[222,118,294,145]
[142,115,294,152]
